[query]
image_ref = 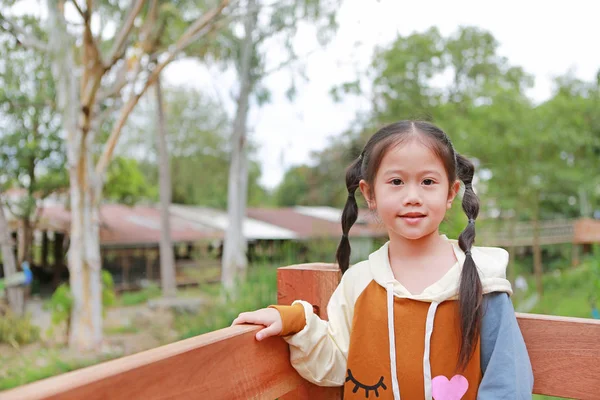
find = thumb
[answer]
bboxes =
[255,324,280,341]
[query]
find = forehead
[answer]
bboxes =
[379,139,447,175]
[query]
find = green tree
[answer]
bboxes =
[1,0,229,350]
[221,0,341,291]
[104,157,157,205]
[123,86,271,209]
[0,18,67,266]
[300,26,600,295]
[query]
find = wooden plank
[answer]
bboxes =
[0,325,307,400]
[277,263,340,320]
[574,218,600,243]
[517,313,600,399]
[277,263,343,400]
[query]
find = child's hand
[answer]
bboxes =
[231,308,282,341]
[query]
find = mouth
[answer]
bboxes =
[399,213,426,218]
[398,213,426,224]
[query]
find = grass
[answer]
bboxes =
[512,258,597,319]
[174,264,278,339]
[115,284,162,307]
[113,266,221,307]
[104,324,140,335]
[0,347,121,390]
[517,254,599,400]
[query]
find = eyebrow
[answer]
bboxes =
[382,169,443,177]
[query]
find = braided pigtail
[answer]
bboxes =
[455,153,483,371]
[335,153,364,274]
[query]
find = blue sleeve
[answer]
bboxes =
[478,292,534,399]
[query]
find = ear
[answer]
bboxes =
[359,179,376,210]
[447,179,461,209]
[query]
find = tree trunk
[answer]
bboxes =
[17,218,33,266]
[44,0,228,350]
[221,0,258,291]
[155,76,176,297]
[67,141,103,351]
[47,2,104,352]
[42,230,49,268]
[0,198,24,316]
[532,199,543,297]
[507,218,516,287]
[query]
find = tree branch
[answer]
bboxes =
[107,0,145,67]
[168,0,230,53]
[0,11,49,52]
[71,0,86,20]
[95,0,231,179]
[263,48,317,76]
[96,61,128,104]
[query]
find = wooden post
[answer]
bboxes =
[571,242,580,267]
[41,230,49,268]
[122,250,130,290]
[145,248,153,281]
[53,232,65,288]
[277,263,343,400]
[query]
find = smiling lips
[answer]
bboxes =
[399,212,426,225]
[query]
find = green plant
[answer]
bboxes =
[0,311,40,348]
[117,283,161,306]
[175,264,278,339]
[45,270,117,341]
[104,324,140,335]
[587,246,600,308]
[0,349,121,390]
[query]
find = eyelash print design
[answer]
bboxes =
[345,369,388,398]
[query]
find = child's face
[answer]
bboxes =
[360,139,460,241]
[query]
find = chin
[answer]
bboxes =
[394,228,439,241]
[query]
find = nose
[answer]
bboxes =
[402,184,422,206]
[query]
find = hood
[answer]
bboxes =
[368,236,512,303]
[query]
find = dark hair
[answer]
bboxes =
[335,120,482,371]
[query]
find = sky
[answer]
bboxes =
[165,0,600,190]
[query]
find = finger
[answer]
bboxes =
[232,312,265,327]
[256,325,279,341]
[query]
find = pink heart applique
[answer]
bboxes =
[432,374,469,400]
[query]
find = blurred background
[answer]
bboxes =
[0,0,598,397]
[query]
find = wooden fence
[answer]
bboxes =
[1,263,599,399]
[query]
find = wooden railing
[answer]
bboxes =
[477,217,600,247]
[2,263,599,400]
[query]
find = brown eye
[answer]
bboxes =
[423,179,434,186]
[391,179,403,186]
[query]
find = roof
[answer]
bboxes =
[39,204,219,247]
[12,203,385,247]
[246,207,386,239]
[169,205,298,240]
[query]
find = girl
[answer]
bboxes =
[232,121,533,399]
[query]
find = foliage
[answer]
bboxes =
[117,283,162,307]
[0,311,40,347]
[46,283,72,328]
[123,86,270,208]
[510,251,599,319]
[45,270,117,338]
[175,264,277,338]
[277,26,599,225]
[104,157,157,205]
[0,16,67,224]
[588,246,600,305]
[0,347,121,391]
